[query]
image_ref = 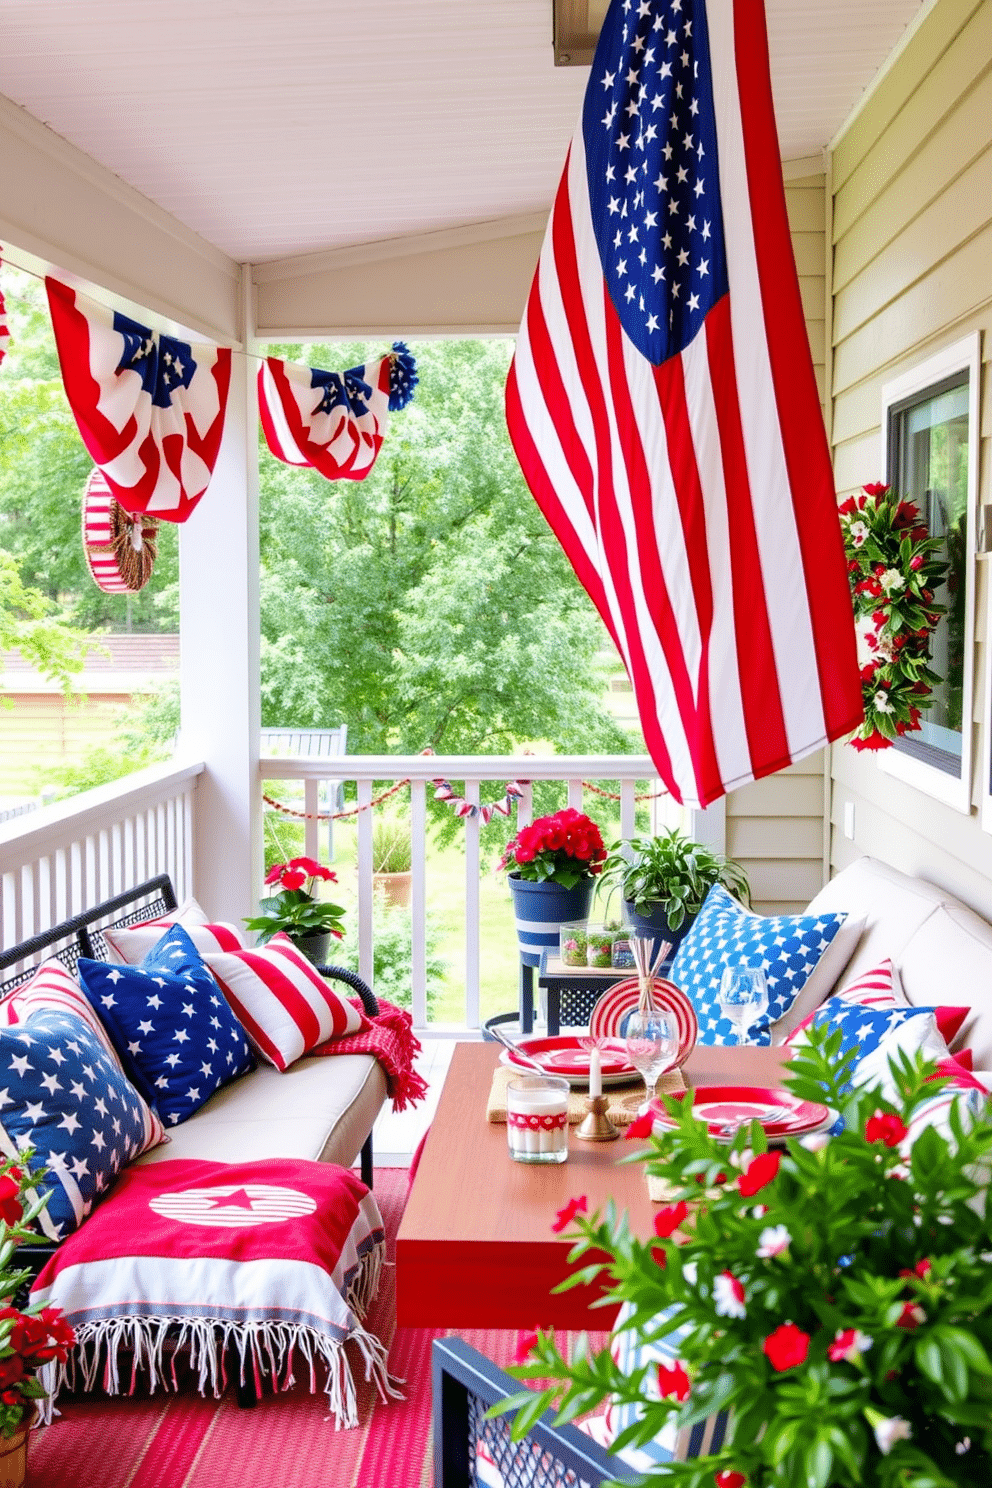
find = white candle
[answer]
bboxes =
[588,1047,602,1099]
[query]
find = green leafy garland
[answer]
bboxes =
[839,483,947,752]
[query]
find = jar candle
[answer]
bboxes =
[506,1076,570,1164]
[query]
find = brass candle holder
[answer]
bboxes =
[575,1093,620,1142]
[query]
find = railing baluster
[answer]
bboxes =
[410,779,428,1030]
[568,779,584,812]
[463,780,481,1031]
[355,778,374,990]
[620,778,636,839]
[304,780,319,861]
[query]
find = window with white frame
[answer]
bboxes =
[879,335,980,812]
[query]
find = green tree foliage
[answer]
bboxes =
[259,337,634,759]
[0,550,88,689]
[0,267,178,632]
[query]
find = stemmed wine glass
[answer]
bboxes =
[718,966,769,1045]
[623,1007,678,1111]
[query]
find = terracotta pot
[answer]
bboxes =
[0,1423,28,1488]
[374,871,412,909]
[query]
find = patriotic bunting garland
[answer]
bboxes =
[431,776,527,825]
[46,277,232,523]
[258,343,417,482]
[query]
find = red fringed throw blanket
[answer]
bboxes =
[32,1158,402,1428]
[311,998,428,1112]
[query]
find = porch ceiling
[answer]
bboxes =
[0,0,926,272]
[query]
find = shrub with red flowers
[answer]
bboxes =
[497,809,607,891]
[243,855,346,946]
[501,1024,992,1486]
[0,1156,75,1436]
[839,482,947,751]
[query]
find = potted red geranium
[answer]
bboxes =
[498,809,607,968]
[0,1157,75,1487]
[244,855,347,964]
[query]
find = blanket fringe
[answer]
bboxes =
[37,1248,402,1429]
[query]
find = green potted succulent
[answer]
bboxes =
[600,828,749,955]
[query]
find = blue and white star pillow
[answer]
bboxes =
[78,926,254,1128]
[809,1000,949,1099]
[0,1006,164,1241]
[670,885,848,1045]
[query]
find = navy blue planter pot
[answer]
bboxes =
[621,898,696,960]
[508,874,596,968]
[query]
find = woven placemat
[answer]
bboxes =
[486,1063,686,1127]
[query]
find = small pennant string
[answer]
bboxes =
[0,248,10,367]
[431,777,526,825]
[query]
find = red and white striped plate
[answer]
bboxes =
[589,977,697,1069]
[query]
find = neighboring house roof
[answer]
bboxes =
[0,634,180,694]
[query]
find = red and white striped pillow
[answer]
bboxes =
[202,933,364,1071]
[104,897,245,964]
[786,960,904,1046]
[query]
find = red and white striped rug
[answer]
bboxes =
[27,1168,608,1488]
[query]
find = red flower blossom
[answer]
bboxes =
[909,554,924,570]
[0,1356,23,1388]
[838,497,859,515]
[653,1202,689,1239]
[849,728,891,751]
[863,482,889,497]
[763,1323,810,1372]
[865,1111,908,1147]
[624,1110,655,1140]
[0,1174,22,1227]
[513,1330,539,1364]
[657,1360,691,1400]
[738,1151,780,1198]
[896,1302,926,1330]
[279,868,307,891]
[715,1473,747,1488]
[551,1195,587,1233]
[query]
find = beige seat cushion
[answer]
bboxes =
[897,904,992,1070]
[135,1053,387,1170]
[804,858,954,988]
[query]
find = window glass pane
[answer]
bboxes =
[888,373,970,771]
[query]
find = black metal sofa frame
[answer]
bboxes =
[432,1337,638,1488]
[0,874,382,1409]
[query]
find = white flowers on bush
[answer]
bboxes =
[873,1416,912,1455]
[712,1270,747,1318]
[756,1224,791,1259]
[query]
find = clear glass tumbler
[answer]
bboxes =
[506,1075,570,1164]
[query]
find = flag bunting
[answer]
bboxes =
[258,342,417,482]
[46,277,232,523]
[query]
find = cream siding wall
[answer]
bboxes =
[723,167,830,915]
[828,0,992,914]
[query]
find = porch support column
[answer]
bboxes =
[178,265,261,922]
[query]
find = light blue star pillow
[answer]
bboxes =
[0,1005,164,1241]
[78,925,254,1128]
[670,885,849,1045]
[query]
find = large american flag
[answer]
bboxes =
[506,0,862,807]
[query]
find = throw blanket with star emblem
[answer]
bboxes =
[31,1157,402,1428]
[46,277,232,523]
[258,343,417,482]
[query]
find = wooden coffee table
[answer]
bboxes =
[395,1040,789,1331]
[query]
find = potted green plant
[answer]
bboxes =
[373,813,413,909]
[244,855,346,964]
[600,828,749,955]
[504,1028,992,1487]
[498,809,608,968]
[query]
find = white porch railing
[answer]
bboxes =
[260,752,666,1033]
[0,759,204,951]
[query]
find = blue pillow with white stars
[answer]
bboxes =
[77,925,255,1128]
[0,1008,164,1241]
[670,885,848,1046]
